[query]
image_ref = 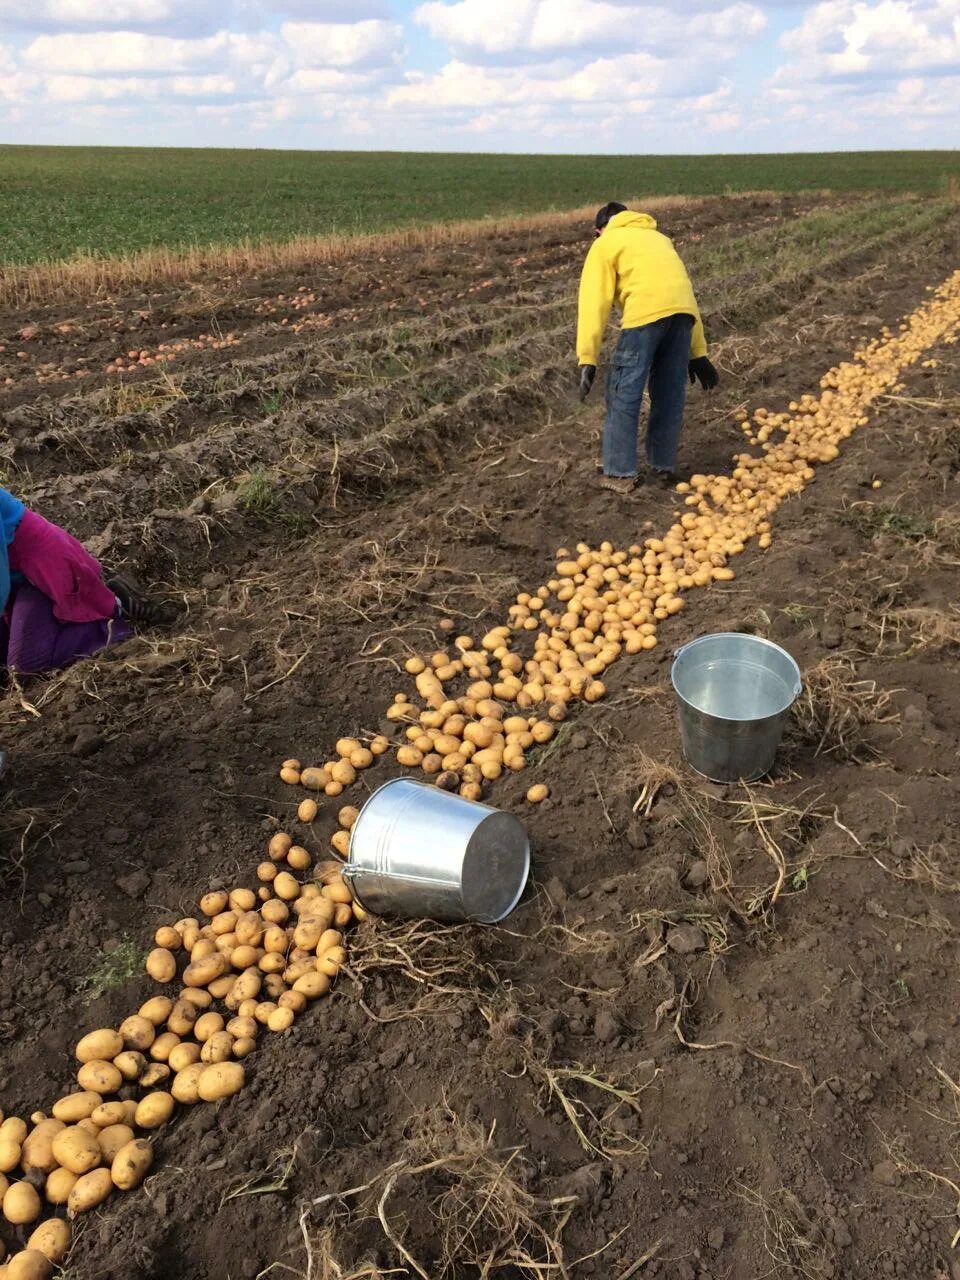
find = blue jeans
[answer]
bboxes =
[603,314,693,477]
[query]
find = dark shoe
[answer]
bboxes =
[650,469,679,489]
[598,475,641,497]
[107,574,180,626]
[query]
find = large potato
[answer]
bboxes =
[139,996,173,1027]
[97,1124,135,1163]
[0,1139,20,1174]
[111,1139,153,1191]
[149,1032,180,1063]
[145,949,177,984]
[200,1033,234,1065]
[2,1180,42,1224]
[118,1016,156,1053]
[292,972,330,999]
[167,1043,202,1073]
[6,1249,53,1280]
[197,1062,245,1102]
[179,988,213,1011]
[90,1102,129,1128]
[112,1052,147,1083]
[183,954,228,989]
[0,1118,27,1143]
[75,1030,123,1064]
[134,1093,174,1130]
[166,999,198,1037]
[26,1219,71,1264]
[51,1093,101,1125]
[20,1120,66,1175]
[44,1168,77,1206]
[51,1127,102,1176]
[171,1065,205,1105]
[67,1168,114,1217]
[76,1061,123,1095]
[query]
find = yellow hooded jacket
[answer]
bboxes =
[577,211,707,366]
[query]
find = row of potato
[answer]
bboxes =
[284,270,960,809]
[0,848,359,1279]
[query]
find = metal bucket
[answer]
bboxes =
[342,778,530,924]
[671,633,802,783]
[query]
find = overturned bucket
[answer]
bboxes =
[342,778,530,924]
[671,633,802,783]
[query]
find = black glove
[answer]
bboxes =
[579,365,597,401]
[689,356,719,390]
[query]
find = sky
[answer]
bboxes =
[0,0,958,152]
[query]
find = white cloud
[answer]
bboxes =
[279,19,404,68]
[777,0,960,80]
[22,31,239,75]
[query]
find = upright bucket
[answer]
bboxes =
[343,778,530,924]
[671,633,802,783]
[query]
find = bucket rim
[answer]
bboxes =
[671,631,802,722]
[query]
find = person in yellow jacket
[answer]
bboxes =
[577,203,718,494]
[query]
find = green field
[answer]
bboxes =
[0,146,957,266]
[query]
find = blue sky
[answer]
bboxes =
[0,0,958,152]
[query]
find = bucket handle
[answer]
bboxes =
[674,640,804,702]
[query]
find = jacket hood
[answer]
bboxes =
[608,211,658,232]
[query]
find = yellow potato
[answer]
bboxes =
[119,1015,156,1052]
[229,969,263,1003]
[0,1119,27,1143]
[67,1167,114,1217]
[257,861,278,882]
[76,1061,122,1095]
[210,910,238,937]
[321,880,352,905]
[194,1013,225,1043]
[75,1030,123,1065]
[297,799,318,824]
[183,953,228,988]
[280,767,300,785]
[226,1016,257,1040]
[330,831,350,858]
[259,953,286,974]
[349,748,374,770]
[273,871,301,902]
[0,1140,20,1174]
[90,1102,129,1128]
[97,1124,134,1163]
[299,767,329,791]
[230,945,262,970]
[110,1137,155,1193]
[166,999,198,1037]
[26,1219,71,1264]
[335,737,361,758]
[293,972,331,998]
[278,990,307,1014]
[330,761,356,786]
[171,1064,206,1105]
[167,1043,202,1073]
[261,899,289,925]
[145,948,177,984]
[113,1052,147,1082]
[197,1062,245,1102]
[139,996,173,1027]
[269,832,293,860]
[199,890,228,918]
[267,1007,295,1033]
[254,1002,278,1025]
[134,1093,174,1131]
[140,1064,171,1088]
[154,926,182,951]
[333,904,353,928]
[2,1180,41,1224]
[51,1127,102,1176]
[338,805,360,830]
[200,1033,234,1065]
[148,1032,180,1063]
[526,784,549,803]
[207,975,234,1000]
[44,1167,78,1206]
[6,1249,53,1280]
[287,846,311,872]
[228,888,257,913]
[179,988,213,1011]
[232,1037,257,1059]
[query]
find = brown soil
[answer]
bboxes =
[2,194,960,1280]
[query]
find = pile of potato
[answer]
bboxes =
[284,271,960,811]
[0,852,360,1278]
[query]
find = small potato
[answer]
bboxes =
[338,805,360,831]
[297,799,318,824]
[51,1093,101,1124]
[154,926,182,952]
[233,1037,257,1059]
[280,766,301,785]
[267,1007,295,1033]
[287,846,312,872]
[68,1167,114,1217]
[51,1127,102,1176]
[210,910,238,937]
[526,784,549,804]
[194,1013,225,1043]
[300,766,331,792]
[269,832,294,860]
[179,988,213,1011]
[166,999,198,1037]
[134,1093,174,1131]
[76,1029,124,1065]
[90,1102,128,1128]
[139,996,173,1027]
[330,761,356,787]
[349,748,374,770]
[370,735,390,756]
[254,1002,277,1025]
[0,1118,27,1143]
[197,1062,245,1102]
[321,880,352,905]
[237,999,259,1019]
[167,1043,202,1073]
[335,737,361,759]
[27,1218,72,1264]
[273,871,301,902]
[353,902,369,923]
[112,1052,147,1083]
[259,953,286,974]
[97,1124,134,1163]
[283,959,313,984]
[230,945,261,971]
[263,973,287,1000]
[200,1033,234,1065]
[226,1016,257,1040]
[0,1139,21,1174]
[171,1064,206,1105]
[257,861,279,883]
[177,919,201,950]
[230,969,263,1004]
[110,1139,154,1192]
[333,904,353,928]
[76,1061,122,1096]
[330,831,350,859]
[235,912,263,946]
[45,1168,78,1206]
[140,1064,171,1088]
[149,1032,180,1063]
[324,780,344,798]
[228,888,257,913]
[199,891,228,918]
[145,948,177,984]
[183,953,228,988]
[261,899,289,925]
[3,1180,42,1224]
[6,1249,53,1280]
[119,1016,155,1053]
[208,975,234,1000]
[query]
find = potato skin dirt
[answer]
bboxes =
[1,195,960,1279]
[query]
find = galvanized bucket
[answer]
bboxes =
[342,777,530,924]
[671,633,802,783]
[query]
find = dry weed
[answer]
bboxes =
[887,605,960,652]
[736,1183,836,1278]
[791,657,900,759]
